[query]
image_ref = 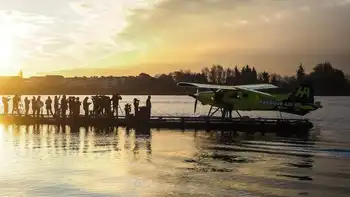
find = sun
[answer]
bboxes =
[0,19,19,76]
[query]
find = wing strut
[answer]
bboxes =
[208,106,213,116]
[235,110,242,118]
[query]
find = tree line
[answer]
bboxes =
[151,61,350,96]
[0,61,349,95]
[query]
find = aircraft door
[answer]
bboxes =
[214,89,225,104]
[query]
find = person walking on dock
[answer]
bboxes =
[2,96,10,115]
[83,97,91,117]
[133,98,139,116]
[24,97,30,116]
[146,95,151,118]
[45,97,54,117]
[61,95,67,118]
[31,96,36,117]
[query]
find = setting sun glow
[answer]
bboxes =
[0,18,17,76]
[0,0,347,76]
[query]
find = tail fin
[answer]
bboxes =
[288,82,314,104]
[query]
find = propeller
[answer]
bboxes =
[194,98,198,113]
[194,88,199,113]
[190,88,199,113]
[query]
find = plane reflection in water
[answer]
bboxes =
[0,125,350,196]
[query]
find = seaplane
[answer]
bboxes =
[177,82,323,118]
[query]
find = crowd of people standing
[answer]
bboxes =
[1,94,152,118]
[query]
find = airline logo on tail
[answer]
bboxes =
[295,86,311,99]
[289,83,315,104]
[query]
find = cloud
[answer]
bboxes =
[337,0,350,6]
[116,0,350,74]
[0,0,153,73]
[260,15,271,22]
[299,6,311,12]
[1,0,350,76]
[238,20,249,25]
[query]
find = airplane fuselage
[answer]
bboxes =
[195,90,320,116]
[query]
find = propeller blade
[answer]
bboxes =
[194,98,198,113]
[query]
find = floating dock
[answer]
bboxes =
[0,115,313,134]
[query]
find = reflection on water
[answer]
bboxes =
[0,125,350,197]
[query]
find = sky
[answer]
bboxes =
[0,0,349,77]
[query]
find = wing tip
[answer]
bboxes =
[177,82,195,87]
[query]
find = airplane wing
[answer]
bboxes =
[177,82,277,97]
[177,82,237,90]
[233,86,274,97]
[177,82,278,90]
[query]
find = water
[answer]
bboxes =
[0,96,349,197]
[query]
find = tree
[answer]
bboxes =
[225,68,235,85]
[258,71,270,83]
[201,67,210,82]
[234,66,241,85]
[251,67,258,84]
[270,74,278,85]
[296,63,306,82]
[307,62,349,95]
[215,65,225,84]
[209,65,217,83]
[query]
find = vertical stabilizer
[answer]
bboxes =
[288,82,314,104]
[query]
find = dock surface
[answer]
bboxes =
[0,115,313,134]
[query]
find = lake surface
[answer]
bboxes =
[0,96,349,197]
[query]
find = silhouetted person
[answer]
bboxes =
[92,96,98,116]
[68,97,74,117]
[83,97,91,117]
[105,96,112,116]
[37,96,43,117]
[54,96,60,116]
[125,103,131,118]
[221,108,227,119]
[2,96,9,115]
[227,106,233,119]
[133,98,139,116]
[31,96,36,117]
[112,93,122,117]
[45,96,53,117]
[12,95,21,115]
[75,97,81,118]
[146,95,151,117]
[24,97,30,115]
[61,95,67,118]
